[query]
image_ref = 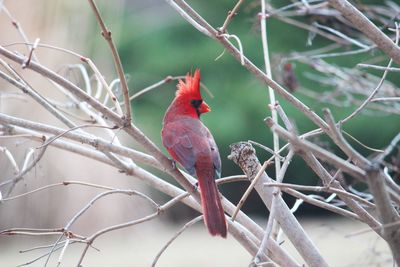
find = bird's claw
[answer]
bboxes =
[169,158,176,170]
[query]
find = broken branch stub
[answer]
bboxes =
[228,142,262,180]
[228,141,329,267]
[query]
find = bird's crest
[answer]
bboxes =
[176,69,202,99]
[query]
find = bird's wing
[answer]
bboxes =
[162,122,196,175]
[205,128,221,178]
[162,118,221,178]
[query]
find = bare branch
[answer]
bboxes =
[365,165,400,263]
[0,115,161,170]
[152,216,203,267]
[265,118,366,179]
[229,142,329,267]
[232,160,271,221]
[328,0,400,64]
[280,187,361,220]
[87,0,131,122]
[264,182,375,209]
[219,0,245,33]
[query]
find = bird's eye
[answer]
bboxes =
[191,99,203,108]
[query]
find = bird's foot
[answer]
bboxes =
[193,181,199,191]
[168,158,176,170]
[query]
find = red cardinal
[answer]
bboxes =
[161,69,227,238]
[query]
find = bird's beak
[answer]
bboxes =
[199,101,211,113]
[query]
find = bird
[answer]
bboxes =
[161,69,227,238]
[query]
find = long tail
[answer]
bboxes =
[197,171,227,238]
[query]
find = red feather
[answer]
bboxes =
[161,69,227,238]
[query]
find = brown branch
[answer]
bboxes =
[252,188,279,267]
[231,160,272,221]
[323,109,370,167]
[273,103,381,231]
[76,194,205,266]
[281,187,361,220]
[341,57,394,124]
[21,38,39,68]
[328,0,400,64]
[0,63,77,129]
[365,166,400,264]
[2,181,123,202]
[229,142,329,267]
[152,216,203,267]
[265,118,366,179]
[272,14,350,45]
[87,0,131,123]
[0,45,121,123]
[0,114,161,170]
[375,132,400,163]
[35,124,118,149]
[264,182,375,209]
[218,0,245,33]
[2,141,48,197]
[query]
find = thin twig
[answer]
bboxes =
[87,0,131,122]
[219,33,245,65]
[0,146,19,174]
[21,37,40,68]
[365,166,400,264]
[45,189,157,265]
[0,61,77,129]
[313,22,369,49]
[281,187,361,220]
[76,193,190,266]
[229,142,330,267]
[345,220,400,238]
[3,143,48,197]
[253,189,279,266]
[248,140,285,161]
[328,0,400,64]
[151,216,203,267]
[264,182,375,208]
[2,180,119,202]
[260,0,281,184]
[0,115,162,170]
[342,130,384,153]
[35,124,118,149]
[371,97,400,102]
[129,76,180,101]
[219,0,245,33]
[357,63,400,72]
[277,15,350,45]
[1,4,39,62]
[231,160,271,221]
[323,108,370,167]
[341,56,394,123]
[265,118,366,179]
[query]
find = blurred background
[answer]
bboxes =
[0,0,398,266]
